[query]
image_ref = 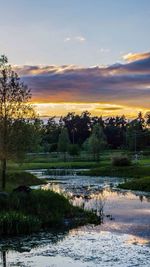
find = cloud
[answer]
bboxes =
[14,51,150,111]
[96,107,123,111]
[64,37,71,42]
[75,36,86,42]
[99,48,110,53]
[122,52,150,62]
[64,36,86,43]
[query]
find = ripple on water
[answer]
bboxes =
[1,230,150,267]
[0,173,150,267]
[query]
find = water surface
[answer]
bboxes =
[0,172,150,267]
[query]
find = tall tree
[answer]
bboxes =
[88,124,107,161]
[42,117,61,152]
[0,55,35,190]
[58,127,70,161]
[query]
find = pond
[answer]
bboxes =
[0,171,150,267]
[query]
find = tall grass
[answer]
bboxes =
[0,189,99,235]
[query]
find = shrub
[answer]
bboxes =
[111,155,131,166]
[0,189,99,235]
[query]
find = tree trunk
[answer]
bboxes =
[1,158,6,191]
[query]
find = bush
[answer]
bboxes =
[0,189,99,235]
[111,155,131,166]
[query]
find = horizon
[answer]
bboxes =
[0,0,149,117]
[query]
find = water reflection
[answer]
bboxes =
[0,230,69,267]
[1,252,6,267]
[40,175,150,240]
[0,173,150,267]
[1,230,150,267]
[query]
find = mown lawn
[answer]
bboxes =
[8,161,98,171]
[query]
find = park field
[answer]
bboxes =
[2,150,149,193]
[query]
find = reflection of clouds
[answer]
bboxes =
[41,175,150,240]
[126,234,150,245]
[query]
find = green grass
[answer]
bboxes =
[0,172,46,192]
[136,159,150,165]
[84,164,150,178]
[118,177,150,192]
[8,161,98,171]
[0,189,99,235]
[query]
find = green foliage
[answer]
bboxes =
[0,55,37,190]
[0,172,46,191]
[86,164,150,178]
[42,117,61,152]
[0,189,99,235]
[12,161,98,170]
[68,144,80,156]
[58,127,70,153]
[126,113,148,151]
[88,124,107,161]
[111,155,131,166]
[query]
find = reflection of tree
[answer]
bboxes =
[0,230,69,265]
[86,192,106,223]
[139,195,143,202]
[1,251,6,267]
[146,196,150,202]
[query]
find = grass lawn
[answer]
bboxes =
[3,151,150,193]
[118,177,150,192]
[8,161,98,171]
[84,163,150,178]
[0,172,46,192]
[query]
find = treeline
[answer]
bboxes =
[32,111,150,154]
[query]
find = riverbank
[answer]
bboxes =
[0,189,99,236]
[84,164,150,178]
[118,177,150,192]
[7,161,98,171]
[4,153,150,193]
[0,172,47,192]
[85,163,150,192]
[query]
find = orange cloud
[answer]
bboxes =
[122,52,150,62]
[33,102,148,118]
[13,51,150,117]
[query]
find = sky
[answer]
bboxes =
[0,0,150,117]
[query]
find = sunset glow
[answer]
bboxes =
[33,102,148,118]
[1,0,149,117]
